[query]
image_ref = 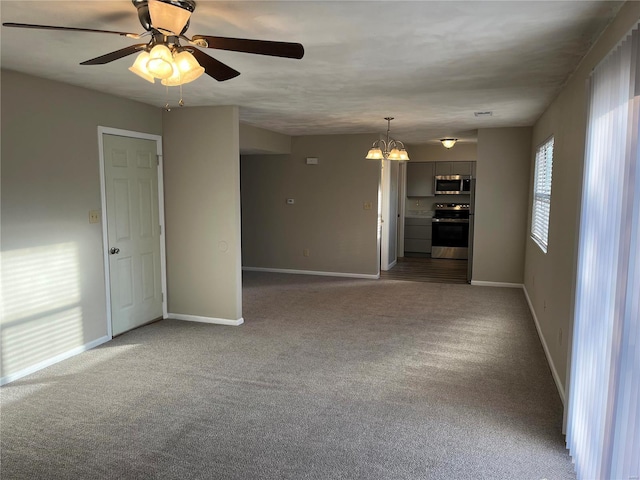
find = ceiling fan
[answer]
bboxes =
[2,0,305,85]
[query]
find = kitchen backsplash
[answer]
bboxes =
[405,194,470,215]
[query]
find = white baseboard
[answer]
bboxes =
[0,335,111,386]
[382,259,397,271]
[471,280,524,288]
[523,286,566,405]
[170,313,244,326]
[242,266,380,280]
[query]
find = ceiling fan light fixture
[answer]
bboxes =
[161,50,205,86]
[128,51,155,83]
[148,0,192,36]
[398,148,410,161]
[160,65,183,87]
[174,50,205,84]
[146,44,174,79]
[440,138,458,149]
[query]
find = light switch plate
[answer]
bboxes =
[306,157,318,165]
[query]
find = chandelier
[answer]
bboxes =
[365,117,410,161]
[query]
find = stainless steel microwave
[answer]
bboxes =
[434,175,472,195]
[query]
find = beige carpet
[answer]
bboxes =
[0,272,574,479]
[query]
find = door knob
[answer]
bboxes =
[109,247,120,255]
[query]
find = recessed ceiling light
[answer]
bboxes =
[474,111,493,117]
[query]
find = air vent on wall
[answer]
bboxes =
[474,111,493,117]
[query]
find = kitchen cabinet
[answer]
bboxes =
[406,162,435,197]
[404,217,432,253]
[435,161,474,176]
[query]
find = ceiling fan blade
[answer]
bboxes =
[80,44,147,65]
[2,22,141,38]
[191,35,304,59]
[190,49,240,82]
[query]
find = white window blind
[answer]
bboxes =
[531,137,554,253]
[567,24,640,480]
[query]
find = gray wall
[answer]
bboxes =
[241,133,380,276]
[240,123,291,155]
[474,127,532,284]
[163,106,243,321]
[1,70,162,380]
[524,1,640,396]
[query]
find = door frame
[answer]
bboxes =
[97,126,167,338]
[397,161,406,258]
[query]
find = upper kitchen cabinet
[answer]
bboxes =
[406,162,435,197]
[435,161,475,176]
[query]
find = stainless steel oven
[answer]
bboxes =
[431,203,469,259]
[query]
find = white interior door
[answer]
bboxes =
[103,134,163,336]
[380,160,399,271]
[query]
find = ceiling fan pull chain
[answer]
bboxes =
[179,83,185,107]
[164,85,171,111]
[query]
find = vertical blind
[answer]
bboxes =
[567,24,640,480]
[531,137,554,253]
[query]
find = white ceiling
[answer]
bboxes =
[0,1,623,144]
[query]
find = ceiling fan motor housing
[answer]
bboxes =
[132,0,196,34]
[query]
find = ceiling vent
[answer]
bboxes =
[474,111,493,117]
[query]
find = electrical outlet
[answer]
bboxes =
[89,210,100,224]
[303,248,310,257]
[363,202,373,210]
[558,328,563,346]
[544,300,547,311]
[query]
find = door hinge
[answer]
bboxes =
[161,292,164,302]
[159,225,162,235]
[156,155,160,166]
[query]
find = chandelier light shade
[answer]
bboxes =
[128,51,155,83]
[365,117,410,161]
[440,138,458,149]
[365,147,384,160]
[146,44,175,79]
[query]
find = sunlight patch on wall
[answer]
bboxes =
[1,242,84,377]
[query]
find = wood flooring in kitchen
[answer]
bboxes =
[380,256,468,284]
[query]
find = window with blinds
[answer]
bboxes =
[531,137,554,253]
